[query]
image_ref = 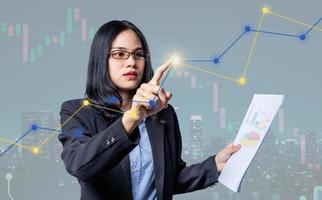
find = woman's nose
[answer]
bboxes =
[125,54,137,67]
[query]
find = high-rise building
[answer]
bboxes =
[191,75,197,89]
[212,82,219,112]
[220,108,226,129]
[283,139,300,167]
[300,131,317,165]
[278,109,284,134]
[292,128,299,138]
[317,139,322,166]
[190,115,204,161]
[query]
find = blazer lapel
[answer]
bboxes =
[146,117,165,200]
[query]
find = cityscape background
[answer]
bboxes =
[0,0,322,199]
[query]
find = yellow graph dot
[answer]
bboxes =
[262,7,270,14]
[238,77,247,85]
[83,99,90,106]
[31,147,40,155]
[129,110,138,120]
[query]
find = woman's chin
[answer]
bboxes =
[118,84,140,92]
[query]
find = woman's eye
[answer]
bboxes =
[117,52,125,57]
[135,52,145,58]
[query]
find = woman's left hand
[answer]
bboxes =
[214,143,241,173]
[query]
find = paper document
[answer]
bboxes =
[218,94,284,192]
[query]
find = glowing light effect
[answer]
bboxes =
[168,52,184,67]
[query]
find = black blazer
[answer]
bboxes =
[58,99,219,200]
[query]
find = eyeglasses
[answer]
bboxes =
[109,49,149,60]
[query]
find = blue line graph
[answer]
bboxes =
[250,29,299,38]
[304,17,322,35]
[0,129,32,157]
[0,125,63,157]
[182,16,322,65]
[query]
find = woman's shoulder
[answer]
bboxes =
[165,104,176,113]
[61,98,86,111]
[60,98,121,122]
[60,98,98,118]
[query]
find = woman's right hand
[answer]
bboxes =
[122,60,173,134]
[132,59,172,121]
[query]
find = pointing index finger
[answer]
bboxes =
[149,59,172,85]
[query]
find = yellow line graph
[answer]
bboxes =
[242,11,266,77]
[90,103,125,114]
[183,63,238,82]
[270,11,322,32]
[0,137,32,150]
[38,104,86,147]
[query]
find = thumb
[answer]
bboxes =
[166,91,172,99]
[231,144,241,153]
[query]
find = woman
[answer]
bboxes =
[58,20,240,200]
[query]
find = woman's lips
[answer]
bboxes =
[123,71,138,79]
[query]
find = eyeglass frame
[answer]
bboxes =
[109,48,150,60]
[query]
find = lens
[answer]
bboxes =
[134,50,146,59]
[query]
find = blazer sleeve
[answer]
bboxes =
[58,100,140,182]
[171,107,219,194]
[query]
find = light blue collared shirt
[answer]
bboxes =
[129,119,157,200]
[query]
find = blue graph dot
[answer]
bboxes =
[244,26,251,32]
[31,124,38,131]
[73,128,84,138]
[105,95,118,104]
[149,99,156,108]
[213,58,220,64]
[299,34,306,40]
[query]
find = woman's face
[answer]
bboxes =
[108,29,145,95]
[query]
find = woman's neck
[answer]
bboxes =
[119,91,134,111]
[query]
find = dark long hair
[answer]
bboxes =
[85,20,154,117]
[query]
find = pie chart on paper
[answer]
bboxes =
[240,131,261,147]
